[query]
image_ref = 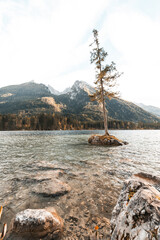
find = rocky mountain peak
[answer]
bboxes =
[71,80,94,94]
[47,80,95,97]
[48,85,61,95]
[63,80,94,100]
[0,81,160,123]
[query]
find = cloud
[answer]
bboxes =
[0,0,160,107]
[103,4,160,107]
[0,0,110,89]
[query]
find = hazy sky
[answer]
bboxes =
[0,0,160,107]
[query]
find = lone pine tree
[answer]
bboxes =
[90,29,121,135]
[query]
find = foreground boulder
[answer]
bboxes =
[33,179,71,197]
[111,173,160,240]
[88,134,128,146]
[7,208,63,240]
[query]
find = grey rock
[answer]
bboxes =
[7,208,63,240]
[32,170,64,182]
[33,179,71,197]
[111,174,160,240]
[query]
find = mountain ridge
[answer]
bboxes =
[135,103,160,117]
[0,81,159,123]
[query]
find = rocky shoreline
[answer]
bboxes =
[3,160,160,240]
[111,173,160,239]
[3,161,114,239]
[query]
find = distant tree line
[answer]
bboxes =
[0,113,160,131]
[0,113,81,131]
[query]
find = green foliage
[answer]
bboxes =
[90,29,122,135]
[0,113,160,131]
[90,29,121,102]
[0,113,83,131]
[0,81,159,124]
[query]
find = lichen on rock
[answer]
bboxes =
[7,208,63,240]
[110,173,160,240]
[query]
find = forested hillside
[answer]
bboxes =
[1,113,160,131]
[0,81,159,126]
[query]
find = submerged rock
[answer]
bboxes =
[88,134,128,146]
[7,208,63,240]
[34,161,68,171]
[13,170,64,185]
[33,179,71,197]
[35,161,59,171]
[32,170,64,182]
[111,173,160,240]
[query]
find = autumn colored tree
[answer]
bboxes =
[90,29,121,135]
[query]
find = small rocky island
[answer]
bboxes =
[88,134,128,146]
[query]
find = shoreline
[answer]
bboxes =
[1,128,160,132]
[4,167,160,239]
[2,160,121,239]
[0,130,160,238]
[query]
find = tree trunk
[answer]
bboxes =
[96,35,109,136]
[101,79,109,136]
[102,97,109,135]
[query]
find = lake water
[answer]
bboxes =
[0,130,160,238]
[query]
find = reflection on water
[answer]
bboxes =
[0,130,160,237]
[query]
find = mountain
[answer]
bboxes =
[61,87,71,94]
[69,80,95,97]
[48,84,71,95]
[54,81,160,123]
[0,81,50,101]
[48,85,61,95]
[0,81,159,123]
[135,103,160,117]
[0,82,53,114]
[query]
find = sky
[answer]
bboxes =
[0,0,160,107]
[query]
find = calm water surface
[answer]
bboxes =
[0,130,160,236]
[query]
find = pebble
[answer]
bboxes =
[141,209,145,214]
[101,223,105,227]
